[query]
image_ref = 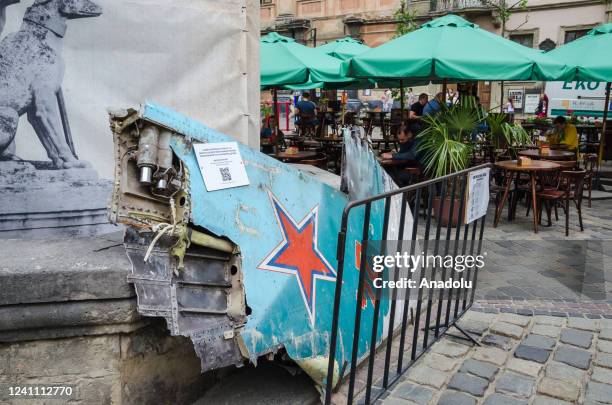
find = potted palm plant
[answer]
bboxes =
[417,103,478,226]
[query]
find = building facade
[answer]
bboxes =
[261,0,612,111]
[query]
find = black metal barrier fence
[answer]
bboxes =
[324,163,493,405]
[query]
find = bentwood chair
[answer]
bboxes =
[537,170,586,236]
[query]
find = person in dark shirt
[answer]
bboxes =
[382,126,421,162]
[381,126,421,186]
[408,93,428,133]
[295,92,319,127]
[409,93,428,119]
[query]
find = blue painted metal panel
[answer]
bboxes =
[141,103,394,384]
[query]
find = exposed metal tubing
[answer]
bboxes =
[189,228,235,253]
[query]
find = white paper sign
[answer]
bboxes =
[193,142,250,191]
[465,168,490,224]
[524,94,540,114]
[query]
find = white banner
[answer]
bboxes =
[3,0,259,179]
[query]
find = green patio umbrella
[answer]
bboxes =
[318,36,371,61]
[546,23,612,82]
[260,32,353,146]
[546,23,612,161]
[348,14,571,82]
[260,32,351,88]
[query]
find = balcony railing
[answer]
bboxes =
[430,0,491,13]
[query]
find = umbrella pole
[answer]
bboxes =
[598,82,610,166]
[442,79,448,106]
[500,81,505,113]
[400,79,405,124]
[273,88,279,153]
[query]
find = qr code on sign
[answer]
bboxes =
[219,167,232,182]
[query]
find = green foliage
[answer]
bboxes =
[482,0,529,34]
[486,113,508,149]
[417,104,479,178]
[393,0,418,38]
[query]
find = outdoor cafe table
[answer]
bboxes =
[275,150,317,163]
[518,149,575,160]
[494,160,561,233]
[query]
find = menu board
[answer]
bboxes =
[465,168,490,224]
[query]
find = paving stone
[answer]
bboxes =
[459,359,499,381]
[567,317,600,331]
[483,393,528,405]
[391,382,434,404]
[431,340,471,358]
[592,366,612,384]
[495,371,535,398]
[554,345,593,370]
[559,328,593,349]
[532,395,573,405]
[585,381,612,404]
[459,320,490,336]
[422,353,459,372]
[505,358,542,377]
[491,322,524,339]
[522,334,557,350]
[595,352,612,369]
[381,397,409,405]
[437,390,477,405]
[472,346,509,366]
[545,361,586,382]
[534,316,565,327]
[498,313,531,327]
[464,311,497,325]
[514,345,551,363]
[406,365,447,389]
[536,377,580,402]
[531,324,561,338]
[481,334,513,351]
[447,373,489,397]
[597,339,612,354]
[600,328,612,341]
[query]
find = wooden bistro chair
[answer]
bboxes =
[297,113,317,138]
[537,170,586,236]
[582,153,598,207]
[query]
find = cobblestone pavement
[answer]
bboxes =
[381,311,612,405]
[475,199,612,317]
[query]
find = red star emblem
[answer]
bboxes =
[258,191,336,324]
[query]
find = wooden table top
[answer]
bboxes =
[518,149,575,160]
[275,151,317,161]
[495,160,560,172]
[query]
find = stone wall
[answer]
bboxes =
[0,233,215,404]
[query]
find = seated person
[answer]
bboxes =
[546,116,578,150]
[423,92,444,117]
[381,127,422,186]
[409,93,428,119]
[409,93,428,133]
[260,117,284,153]
[295,92,319,127]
